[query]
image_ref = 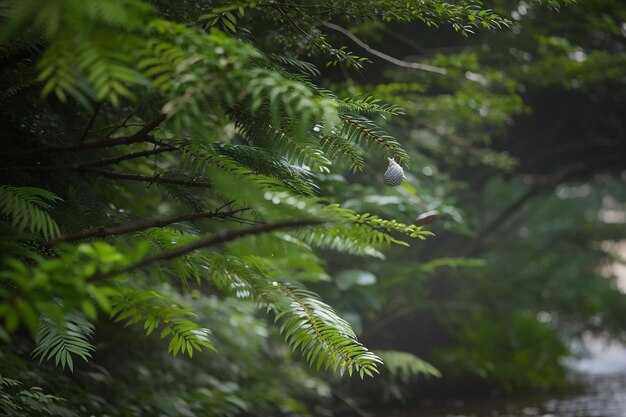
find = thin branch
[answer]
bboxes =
[523,152,624,186]
[460,186,542,257]
[101,109,141,139]
[414,118,496,158]
[81,168,212,187]
[2,146,177,171]
[49,135,159,153]
[78,102,104,147]
[276,5,327,53]
[6,113,167,156]
[90,218,323,282]
[462,152,624,257]
[130,113,167,140]
[79,146,177,168]
[320,22,447,75]
[49,207,251,245]
[524,138,623,167]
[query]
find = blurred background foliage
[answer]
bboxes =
[1,0,626,416]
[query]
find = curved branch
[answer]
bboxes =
[78,102,104,147]
[3,146,177,171]
[49,206,250,245]
[80,168,212,187]
[320,22,447,75]
[414,118,496,158]
[90,218,323,282]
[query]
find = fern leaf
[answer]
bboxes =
[32,312,95,372]
[376,350,441,382]
[275,283,382,378]
[0,186,62,240]
[110,288,217,357]
[266,53,321,77]
[340,96,404,118]
[340,114,409,164]
[317,128,365,172]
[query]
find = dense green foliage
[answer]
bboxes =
[1,0,625,415]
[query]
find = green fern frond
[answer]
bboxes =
[110,288,216,357]
[130,228,215,285]
[236,117,333,171]
[0,186,62,240]
[266,53,321,77]
[185,252,379,376]
[157,183,209,212]
[214,143,319,195]
[32,312,95,372]
[136,37,186,93]
[178,142,321,195]
[340,96,404,118]
[317,128,366,172]
[162,319,216,358]
[274,283,382,378]
[376,350,441,382]
[340,114,409,164]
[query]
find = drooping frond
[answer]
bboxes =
[339,96,405,118]
[219,143,319,192]
[265,53,321,77]
[339,114,409,164]
[0,186,62,240]
[376,350,441,382]
[110,288,217,357]
[317,128,366,172]
[177,142,320,195]
[32,312,95,372]
[234,114,333,171]
[274,283,382,378]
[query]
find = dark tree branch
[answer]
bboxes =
[49,206,250,245]
[90,218,323,282]
[320,22,447,75]
[129,113,167,140]
[80,168,212,187]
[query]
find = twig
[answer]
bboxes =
[276,5,326,52]
[49,207,251,245]
[460,186,541,257]
[101,109,141,139]
[78,102,103,147]
[320,21,447,75]
[462,152,624,257]
[79,146,176,168]
[89,218,323,282]
[6,113,167,156]
[130,113,167,140]
[2,146,177,171]
[414,118,495,158]
[80,168,212,187]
